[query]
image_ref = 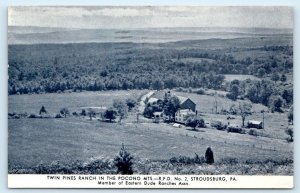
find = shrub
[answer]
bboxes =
[185,116,205,129]
[249,129,258,137]
[104,108,117,122]
[288,106,293,123]
[55,114,63,118]
[126,98,137,111]
[227,126,245,134]
[72,112,78,116]
[229,104,238,115]
[194,89,205,95]
[28,113,41,118]
[114,144,134,174]
[169,154,205,165]
[60,108,70,118]
[80,109,86,116]
[205,147,214,164]
[285,127,293,142]
[211,121,227,130]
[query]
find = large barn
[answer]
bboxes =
[177,96,196,112]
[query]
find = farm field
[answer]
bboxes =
[8,90,147,114]
[8,117,292,169]
[8,91,293,171]
[154,90,269,113]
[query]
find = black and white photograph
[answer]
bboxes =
[7,6,293,188]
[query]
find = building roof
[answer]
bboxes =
[176,109,195,115]
[148,97,159,104]
[177,96,189,104]
[153,111,163,116]
[248,120,262,125]
[176,96,195,105]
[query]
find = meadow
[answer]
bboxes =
[8,90,147,114]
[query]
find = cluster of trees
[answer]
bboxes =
[144,92,181,120]
[226,78,293,112]
[102,98,137,123]
[8,42,292,95]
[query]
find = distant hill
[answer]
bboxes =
[8,26,293,45]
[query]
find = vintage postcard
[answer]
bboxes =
[8,6,293,188]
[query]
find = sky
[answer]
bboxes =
[8,6,293,29]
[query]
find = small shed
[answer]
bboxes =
[247,120,263,129]
[153,111,163,123]
[173,123,182,128]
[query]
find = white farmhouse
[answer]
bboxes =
[175,109,196,124]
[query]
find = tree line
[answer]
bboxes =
[8,43,292,95]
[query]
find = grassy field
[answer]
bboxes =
[8,90,293,174]
[8,90,147,114]
[154,90,268,113]
[8,117,292,169]
[223,74,260,82]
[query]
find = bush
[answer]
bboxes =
[249,129,258,137]
[185,116,205,129]
[72,112,78,116]
[28,113,41,118]
[126,98,137,111]
[205,147,214,164]
[169,154,205,165]
[269,95,284,113]
[211,121,227,130]
[227,126,245,134]
[114,144,134,174]
[55,114,63,118]
[60,107,70,118]
[194,89,205,95]
[285,127,293,142]
[80,109,86,116]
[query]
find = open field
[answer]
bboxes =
[8,90,147,114]
[8,90,293,174]
[8,117,292,170]
[154,90,268,113]
[223,74,260,82]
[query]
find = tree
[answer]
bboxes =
[113,99,128,123]
[60,107,69,118]
[185,116,205,130]
[271,73,280,82]
[282,88,293,105]
[288,106,293,124]
[163,96,181,120]
[214,92,218,114]
[227,84,239,101]
[238,102,252,127]
[104,108,117,122]
[126,98,137,111]
[269,95,283,112]
[87,108,96,120]
[280,74,287,82]
[257,68,266,78]
[285,127,293,142]
[39,106,47,115]
[151,79,164,90]
[229,104,238,115]
[205,147,214,164]
[114,144,134,174]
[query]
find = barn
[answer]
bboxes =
[177,96,196,112]
[247,120,263,129]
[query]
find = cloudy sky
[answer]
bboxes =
[8,6,293,29]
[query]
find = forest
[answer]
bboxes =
[8,36,293,109]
